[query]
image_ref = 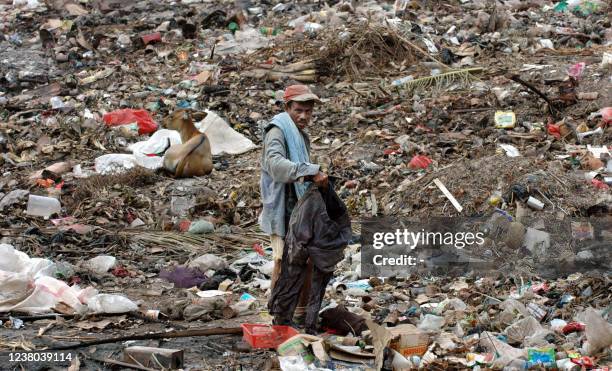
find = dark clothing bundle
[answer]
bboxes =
[268,184,352,333]
[320,305,369,336]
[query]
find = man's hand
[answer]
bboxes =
[312,171,328,189]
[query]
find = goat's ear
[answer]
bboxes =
[192,111,207,121]
[182,110,190,120]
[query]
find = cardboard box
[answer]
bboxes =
[123,346,183,369]
[388,324,430,357]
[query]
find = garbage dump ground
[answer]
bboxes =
[0,0,611,370]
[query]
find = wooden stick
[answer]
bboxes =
[47,327,243,351]
[507,74,557,116]
[392,31,449,70]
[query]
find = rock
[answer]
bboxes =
[187,220,215,234]
[55,53,68,62]
[504,222,526,250]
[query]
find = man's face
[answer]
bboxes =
[286,101,314,129]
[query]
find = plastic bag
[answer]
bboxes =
[12,0,41,8]
[103,109,158,135]
[194,110,257,155]
[94,154,137,174]
[0,243,56,279]
[550,318,568,333]
[436,298,467,313]
[129,129,181,156]
[87,293,138,314]
[408,155,432,169]
[85,255,117,275]
[579,308,612,355]
[418,314,445,332]
[94,153,163,174]
[188,220,215,234]
[479,331,526,368]
[567,62,586,79]
[0,274,87,314]
[188,254,227,272]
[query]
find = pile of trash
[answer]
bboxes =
[0,244,137,315]
[0,0,610,369]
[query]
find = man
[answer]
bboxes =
[259,84,328,323]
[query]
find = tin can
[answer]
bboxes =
[526,196,544,210]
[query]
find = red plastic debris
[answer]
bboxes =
[384,147,402,156]
[567,62,586,79]
[601,107,612,127]
[571,356,594,367]
[253,243,265,256]
[178,220,192,232]
[141,32,162,45]
[408,155,432,169]
[591,178,610,190]
[126,211,137,224]
[547,123,561,139]
[562,322,585,335]
[241,324,298,349]
[103,109,158,135]
[112,265,130,278]
[36,179,54,188]
[531,282,550,294]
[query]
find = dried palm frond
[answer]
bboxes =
[120,230,266,254]
[396,67,484,93]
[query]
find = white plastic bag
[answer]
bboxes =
[85,255,117,275]
[579,308,612,355]
[95,154,138,174]
[188,254,227,272]
[87,294,138,314]
[0,275,87,314]
[479,331,527,368]
[195,110,257,155]
[129,129,182,170]
[418,314,445,331]
[12,0,41,8]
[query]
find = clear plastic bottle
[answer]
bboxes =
[26,195,61,218]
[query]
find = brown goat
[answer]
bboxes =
[162,110,213,177]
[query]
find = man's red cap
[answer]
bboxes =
[283,84,321,104]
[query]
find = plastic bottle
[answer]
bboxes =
[259,27,280,36]
[26,195,61,218]
[391,75,414,87]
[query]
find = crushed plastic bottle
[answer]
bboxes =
[26,195,61,219]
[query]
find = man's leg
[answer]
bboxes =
[268,239,308,326]
[270,234,284,290]
[305,265,333,334]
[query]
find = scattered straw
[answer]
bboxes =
[70,167,162,204]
